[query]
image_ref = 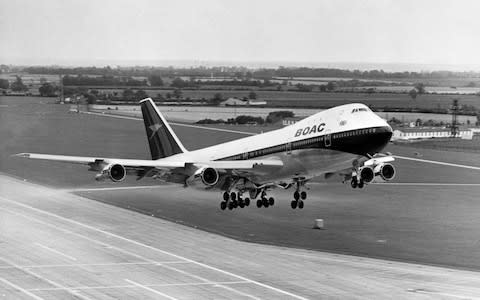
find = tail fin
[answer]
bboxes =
[140,98,187,159]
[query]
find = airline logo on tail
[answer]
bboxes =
[140,98,186,160]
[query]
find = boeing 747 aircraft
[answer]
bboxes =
[16,98,396,210]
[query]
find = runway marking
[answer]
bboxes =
[0,261,187,269]
[35,243,77,261]
[0,256,93,300]
[125,279,179,300]
[373,182,480,186]
[0,277,44,300]
[0,196,309,300]
[408,288,480,299]
[27,280,249,292]
[83,111,257,135]
[67,185,174,192]
[394,155,480,170]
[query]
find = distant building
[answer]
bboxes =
[220,97,267,106]
[282,117,304,126]
[392,127,475,140]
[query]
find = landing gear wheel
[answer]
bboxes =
[358,180,364,189]
[230,192,237,201]
[291,200,297,209]
[262,197,269,207]
[228,202,234,210]
[232,200,238,208]
[244,198,250,206]
[256,199,262,208]
[294,191,300,201]
[298,200,304,209]
[351,178,358,188]
[300,191,307,200]
[268,197,275,206]
[239,200,245,208]
[223,192,229,201]
[220,201,227,210]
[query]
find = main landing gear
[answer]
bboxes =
[220,191,251,210]
[256,190,275,208]
[290,183,307,209]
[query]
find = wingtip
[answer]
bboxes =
[13,153,30,158]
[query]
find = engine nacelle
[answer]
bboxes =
[375,163,396,181]
[186,167,221,189]
[359,166,374,183]
[201,167,219,186]
[108,164,126,182]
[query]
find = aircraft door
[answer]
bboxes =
[286,142,292,154]
[325,130,332,147]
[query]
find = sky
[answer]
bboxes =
[1,0,480,70]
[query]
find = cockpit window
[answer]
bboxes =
[351,107,368,113]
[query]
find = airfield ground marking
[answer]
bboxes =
[1,206,263,300]
[0,277,45,300]
[373,183,480,186]
[124,279,179,300]
[66,185,175,192]
[0,256,94,300]
[82,111,256,135]
[0,205,258,299]
[35,243,77,261]
[394,155,480,170]
[27,281,249,292]
[0,196,309,300]
[0,261,187,269]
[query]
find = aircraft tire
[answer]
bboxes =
[294,191,300,201]
[220,201,227,210]
[228,202,234,210]
[230,192,237,201]
[268,197,275,206]
[351,178,358,188]
[239,201,245,208]
[245,198,250,206]
[223,192,229,201]
[256,199,262,208]
[291,200,297,209]
[298,201,304,209]
[300,191,307,200]
[358,180,364,189]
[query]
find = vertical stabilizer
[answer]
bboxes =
[140,98,187,159]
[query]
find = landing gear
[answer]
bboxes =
[220,191,250,211]
[255,190,275,208]
[350,177,364,189]
[291,182,307,209]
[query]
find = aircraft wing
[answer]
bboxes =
[14,153,283,172]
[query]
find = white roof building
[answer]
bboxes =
[220,97,267,106]
[392,127,475,140]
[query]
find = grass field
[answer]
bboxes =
[128,89,480,111]
[398,138,480,154]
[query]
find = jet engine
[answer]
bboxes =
[358,166,374,183]
[375,163,396,181]
[96,164,127,182]
[201,167,219,186]
[186,167,221,189]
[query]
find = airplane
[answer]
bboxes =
[15,98,396,210]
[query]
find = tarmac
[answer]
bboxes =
[2,175,480,299]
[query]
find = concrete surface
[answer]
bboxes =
[1,175,480,299]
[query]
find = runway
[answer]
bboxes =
[2,174,480,299]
